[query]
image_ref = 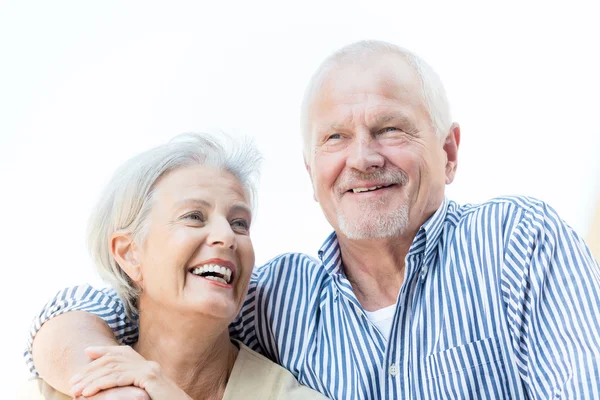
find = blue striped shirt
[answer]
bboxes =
[25,196,600,399]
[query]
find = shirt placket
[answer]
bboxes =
[383,254,423,400]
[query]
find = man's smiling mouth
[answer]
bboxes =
[348,184,395,193]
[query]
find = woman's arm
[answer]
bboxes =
[26,285,139,392]
[32,311,120,394]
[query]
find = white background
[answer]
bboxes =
[1,1,599,398]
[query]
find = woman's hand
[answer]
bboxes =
[74,386,151,400]
[69,345,191,399]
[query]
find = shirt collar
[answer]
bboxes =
[317,197,449,276]
[317,231,344,275]
[414,196,448,263]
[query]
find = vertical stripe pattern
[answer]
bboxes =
[24,196,600,399]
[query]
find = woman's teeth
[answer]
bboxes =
[190,264,232,284]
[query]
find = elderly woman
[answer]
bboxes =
[23,133,326,400]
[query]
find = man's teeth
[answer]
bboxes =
[352,185,383,193]
[190,264,232,284]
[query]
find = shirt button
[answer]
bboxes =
[389,363,398,376]
[421,264,428,280]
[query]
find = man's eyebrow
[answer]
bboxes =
[375,113,412,125]
[320,113,419,133]
[329,115,354,131]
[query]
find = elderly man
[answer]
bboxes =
[27,41,600,399]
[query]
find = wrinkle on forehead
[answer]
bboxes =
[306,55,435,150]
[156,166,251,208]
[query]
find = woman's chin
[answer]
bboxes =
[178,295,238,321]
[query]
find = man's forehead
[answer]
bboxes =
[326,54,418,91]
[310,61,422,116]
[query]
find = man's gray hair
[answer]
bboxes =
[87,133,262,317]
[301,40,452,156]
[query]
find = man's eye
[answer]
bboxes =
[327,133,342,140]
[231,219,250,233]
[381,127,398,133]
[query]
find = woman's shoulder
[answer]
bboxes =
[225,341,328,399]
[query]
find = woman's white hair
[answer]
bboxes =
[300,40,452,156]
[87,132,262,317]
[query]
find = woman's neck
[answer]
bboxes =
[134,304,238,400]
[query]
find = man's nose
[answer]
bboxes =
[346,131,385,172]
[207,218,237,250]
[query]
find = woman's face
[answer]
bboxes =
[134,164,255,321]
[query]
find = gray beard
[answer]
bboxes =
[337,202,409,240]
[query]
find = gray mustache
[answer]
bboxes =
[336,168,408,192]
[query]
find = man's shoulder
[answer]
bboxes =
[449,195,551,224]
[251,252,329,291]
[256,252,321,273]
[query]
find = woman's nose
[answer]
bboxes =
[207,218,237,250]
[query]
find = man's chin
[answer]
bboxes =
[337,208,410,240]
[337,220,407,241]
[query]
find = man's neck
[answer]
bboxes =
[337,230,416,312]
[134,299,238,400]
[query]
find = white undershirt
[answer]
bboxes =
[364,304,397,340]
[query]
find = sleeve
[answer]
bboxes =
[502,201,600,399]
[229,271,260,351]
[236,253,326,377]
[23,284,139,377]
[231,253,322,379]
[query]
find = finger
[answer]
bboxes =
[85,345,129,359]
[79,371,138,398]
[75,386,151,400]
[70,354,121,386]
[71,358,126,396]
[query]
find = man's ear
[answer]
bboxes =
[443,123,461,184]
[110,231,143,284]
[304,159,318,202]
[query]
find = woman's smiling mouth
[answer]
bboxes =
[190,264,233,284]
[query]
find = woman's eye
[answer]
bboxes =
[231,219,250,233]
[185,212,205,222]
[327,133,342,140]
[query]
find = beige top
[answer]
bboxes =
[223,341,327,399]
[588,194,600,261]
[19,342,327,400]
[17,379,70,400]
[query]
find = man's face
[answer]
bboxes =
[305,54,458,240]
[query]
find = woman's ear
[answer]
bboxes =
[110,231,143,284]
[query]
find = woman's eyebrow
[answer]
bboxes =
[173,198,212,210]
[230,203,252,217]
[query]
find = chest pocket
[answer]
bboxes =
[424,336,510,399]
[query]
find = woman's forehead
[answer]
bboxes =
[155,165,251,208]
